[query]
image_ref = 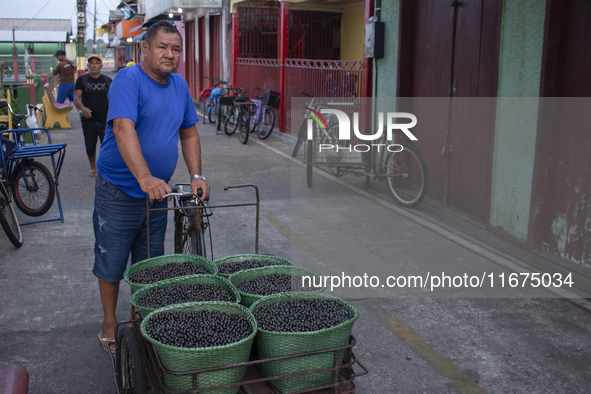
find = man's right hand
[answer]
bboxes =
[82,107,92,119]
[139,175,172,202]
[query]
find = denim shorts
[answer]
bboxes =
[56,83,75,103]
[92,174,168,282]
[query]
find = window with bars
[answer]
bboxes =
[238,7,342,60]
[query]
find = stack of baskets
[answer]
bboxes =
[123,252,358,393]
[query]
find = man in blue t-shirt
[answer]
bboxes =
[93,21,210,353]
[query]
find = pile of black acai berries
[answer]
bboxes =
[136,284,236,309]
[129,262,209,284]
[217,259,282,275]
[254,299,353,332]
[237,273,320,296]
[146,310,251,348]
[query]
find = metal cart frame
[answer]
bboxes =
[111,183,368,393]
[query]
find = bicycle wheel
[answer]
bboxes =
[291,120,307,157]
[174,211,205,256]
[11,160,55,217]
[239,107,250,144]
[224,108,238,136]
[385,143,428,208]
[208,103,217,124]
[306,139,313,188]
[0,183,23,248]
[257,107,275,140]
[116,327,148,394]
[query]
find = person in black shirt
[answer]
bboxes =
[74,54,112,177]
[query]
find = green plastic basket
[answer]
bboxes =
[249,292,359,394]
[124,254,218,294]
[140,302,258,394]
[130,274,241,318]
[228,266,326,308]
[213,254,293,278]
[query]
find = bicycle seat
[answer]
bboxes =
[254,94,263,100]
[234,95,249,102]
[0,124,7,132]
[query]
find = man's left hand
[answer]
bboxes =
[191,178,210,201]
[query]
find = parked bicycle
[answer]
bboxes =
[0,166,22,247]
[291,91,339,158]
[296,97,428,208]
[203,77,232,132]
[247,87,279,140]
[223,90,252,144]
[0,102,64,218]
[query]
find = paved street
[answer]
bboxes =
[1,82,591,393]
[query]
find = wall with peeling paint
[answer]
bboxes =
[489,0,546,240]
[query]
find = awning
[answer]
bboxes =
[132,32,146,42]
[128,21,153,34]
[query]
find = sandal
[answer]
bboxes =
[98,332,115,354]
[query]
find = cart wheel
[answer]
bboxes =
[117,327,148,394]
[306,140,313,188]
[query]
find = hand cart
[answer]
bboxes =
[110,184,368,393]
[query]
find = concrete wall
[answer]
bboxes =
[340,5,365,61]
[489,0,546,240]
[374,0,399,98]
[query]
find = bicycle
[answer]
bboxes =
[164,184,212,258]
[291,91,339,158]
[302,100,428,208]
[0,101,64,218]
[203,77,231,132]
[248,87,278,140]
[223,91,252,145]
[0,166,22,247]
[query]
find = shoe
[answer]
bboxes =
[98,332,115,354]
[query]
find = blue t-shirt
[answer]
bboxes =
[97,64,199,198]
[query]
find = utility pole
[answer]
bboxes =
[93,0,97,51]
[76,0,87,76]
[12,26,18,82]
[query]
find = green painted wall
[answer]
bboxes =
[374,0,399,98]
[490,0,546,240]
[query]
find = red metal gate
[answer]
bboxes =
[235,58,280,94]
[209,15,222,82]
[185,20,197,99]
[197,17,206,99]
[284,59,363,133]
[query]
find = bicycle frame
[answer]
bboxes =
[145,183,261,260]
[249,98,270,129]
